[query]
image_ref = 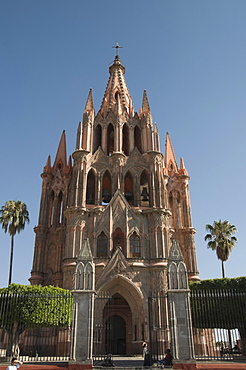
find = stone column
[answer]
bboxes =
[69,239,95,370]
[167,239,196,367]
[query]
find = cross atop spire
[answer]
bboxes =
[112,42,123,56]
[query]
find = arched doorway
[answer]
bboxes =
[103,293,131,355]
[105,315,126,355]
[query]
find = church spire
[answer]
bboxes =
[84,88,94,114]
[54,130,67,168]
[140,90,151,116]
[43,155,51,173]
[179,157,189,176]
[98,53,134,118]
[164,132,178,171]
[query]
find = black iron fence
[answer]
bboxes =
[190,289,246,361]
[0,289,245,363]
[0,292,73,362]
[93,293,112,361]
[148,295,168,362]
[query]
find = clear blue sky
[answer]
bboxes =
[1,0,246,287]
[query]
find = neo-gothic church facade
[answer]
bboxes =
[30,53,199,355]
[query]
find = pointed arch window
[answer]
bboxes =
[130,232,141,258]
[57,191,63,224]
[124,171,133,205]
[140,170,150,206]
[169,262,178,289]
[93,124,102,153]
[97,232,108,257]
[122,123,130,156]
[86,169,96,205]
[48,190,55,226]
[107,123,114,155]
[102,170,112,204]
[178,262,187,289]
[85,263,93,290]
[50,191,63,226]
[75,262,84,290]
[177,192,181,228]
[169,192,175,227]
[113,227,125,253]
[134,125,142,153]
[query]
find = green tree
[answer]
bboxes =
[0,201,30,285]
[204,220,238,278]
[0,284,73,357]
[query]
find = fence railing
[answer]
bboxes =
[0,292,73,362]
[190,289,246,361]
[0,289,245,362]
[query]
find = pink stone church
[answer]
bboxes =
[29,51,199,356]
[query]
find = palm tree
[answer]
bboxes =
[0,200,29,285]
[204,219,238,278]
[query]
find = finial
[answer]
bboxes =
[112,42,123,57]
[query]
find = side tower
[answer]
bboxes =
[30,52,199,355]
[30,130,72,286]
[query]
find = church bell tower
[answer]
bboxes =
[30,49,199,355]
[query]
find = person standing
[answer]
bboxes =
[6,357,22,370]
[142,341,147,357]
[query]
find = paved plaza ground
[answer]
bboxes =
[0,356,246,370]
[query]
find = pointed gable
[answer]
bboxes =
[89,147,111,170]
[78,238,93,262]
[127,147,148,167]
[96,246,136,290]
[168,239,188,290]
[169,239,183,263]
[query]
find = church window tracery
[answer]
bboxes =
[130,232,140,258]
[97,231,108,257]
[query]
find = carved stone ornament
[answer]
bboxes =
[96,247,136,290]
[169,239,183,262]
[51,169,64,195]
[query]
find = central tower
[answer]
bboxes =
[30,51,199,355]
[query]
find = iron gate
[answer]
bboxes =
[148,294,168,362]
